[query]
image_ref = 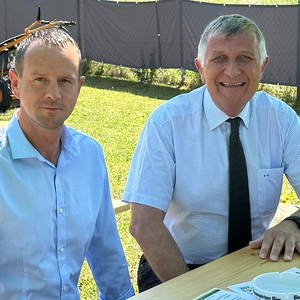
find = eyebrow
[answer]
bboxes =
[30,71,77,79]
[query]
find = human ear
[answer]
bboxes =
[194,58,205,83]
[9,69,20,99]
[78,76,85,93]
[260,56,269,79]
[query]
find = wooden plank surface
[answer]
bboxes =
[129,246,300,299]
[112,199,130,214]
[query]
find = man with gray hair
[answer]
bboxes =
[0,27,134,299]
[123,14,300,292]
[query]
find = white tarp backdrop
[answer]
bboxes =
[0,0,299,86]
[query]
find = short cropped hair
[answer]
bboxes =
[197,14,267,65]
[15,27,82,77]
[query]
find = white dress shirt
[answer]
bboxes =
[123,85,300,264]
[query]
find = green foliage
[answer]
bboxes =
[83,60,135,81]
[82,60,204,89]
[132,68,157,83]
[259,83,299,111]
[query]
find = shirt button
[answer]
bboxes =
[63,285,69,291]
[58,208,63,214]
[59,247,64,253]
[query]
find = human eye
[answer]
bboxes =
[59,78,72,85]
[212,55,228,63]
[34,77,46,82]
[238,55,252,63]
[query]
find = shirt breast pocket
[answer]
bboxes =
[257,167,284,215]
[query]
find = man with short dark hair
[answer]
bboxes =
[0,27,134,299]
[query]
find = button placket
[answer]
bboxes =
[54,172,70,294]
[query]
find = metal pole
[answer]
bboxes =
[178,0,183,69]
[76,0,83,56]
[155,1,162,68]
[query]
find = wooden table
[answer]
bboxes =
[129,246,300,299]
[112,199,130,214]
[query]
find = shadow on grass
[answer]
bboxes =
[83,75,192,101]
[291,103,300,115]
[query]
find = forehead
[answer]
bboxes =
[206,33,259,54]
[24,43,80,69]
[25,39,78,56]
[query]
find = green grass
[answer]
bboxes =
[1,75,300,298]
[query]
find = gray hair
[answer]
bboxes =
[15,27,82,77]
[197,14,267,65]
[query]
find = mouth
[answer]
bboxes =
[41,103,63,109]
[41,106,63,113]
[43,106,61,109]
[220,82,245,87]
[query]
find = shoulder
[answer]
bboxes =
[65,127,104,156]
[252,91,296,114]
[250,91,299,131]
[149,86,206,124]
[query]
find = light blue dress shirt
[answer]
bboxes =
[0,113,134,300]
[123,85,300,265]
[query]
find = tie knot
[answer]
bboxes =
[227,117,241,133]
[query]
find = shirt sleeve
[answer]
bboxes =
[282,111,300,196]
[123,117,175,212]
[86,167,134,299]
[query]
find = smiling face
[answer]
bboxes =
[195,33,269,116]
[10,42,84,131]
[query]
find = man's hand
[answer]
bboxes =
[249,219,300,262]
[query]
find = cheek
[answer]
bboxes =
[19,84,46,106]
[64,88,79,106]
[20,81,40,94]
[248,69,262,84]
[199,68,209,83]
[201,70,218,85]
[203,65,222,79]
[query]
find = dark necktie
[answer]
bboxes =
[227,117,252,253]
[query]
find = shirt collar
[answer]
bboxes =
[7,111,80,163]
[203,88,250,130]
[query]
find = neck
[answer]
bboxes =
[30,132,61,166]
[18,118,62,166]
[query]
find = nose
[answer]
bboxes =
[224,59,241,78]
[46,81,61,100]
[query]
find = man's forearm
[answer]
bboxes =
[138,226,190,282]
[130,203,190,282]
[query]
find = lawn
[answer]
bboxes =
[1,75,300,298]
